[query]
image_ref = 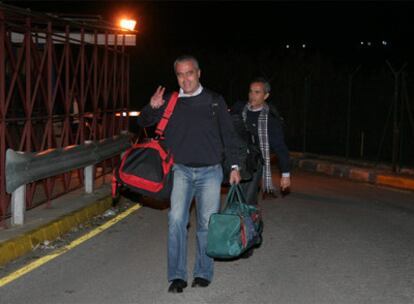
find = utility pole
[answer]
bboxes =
[386,61,407,172]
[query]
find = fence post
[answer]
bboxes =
[84,140,94,193]
[385,61,407,172]
[84,165,94,194]
[392,69,400,172]
[11,185,26,226]
[303,75,311,153]
[345,65,361,160]
[0,9,7,227]
[402,72,414,145]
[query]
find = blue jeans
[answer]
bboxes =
[168,163,223,283]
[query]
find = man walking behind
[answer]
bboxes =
[231,77,291,205]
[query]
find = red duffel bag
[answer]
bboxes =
[112,92,179,200]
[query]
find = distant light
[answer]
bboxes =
[120,19,136,31]
[382,40,387,46]
[367,41,371,46]
[360,41,364,45]
[286,44,290,49]
[302,44,306,48]
[115,111,140,117]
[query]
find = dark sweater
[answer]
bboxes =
[137,88,239,168]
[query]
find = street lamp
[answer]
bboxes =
[119,19,137,31]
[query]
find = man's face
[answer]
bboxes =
[248,82,269,109]
[175,60,201,94]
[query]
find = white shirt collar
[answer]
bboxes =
[247,103,264,112]
[179,84,203,97]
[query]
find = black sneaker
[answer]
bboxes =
[191,277,210,288]
[168,279,187,293]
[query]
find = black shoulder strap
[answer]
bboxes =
[211,102,224,147]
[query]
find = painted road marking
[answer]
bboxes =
[0,203,142,288]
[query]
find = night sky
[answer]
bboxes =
[4,1,414,163]
[7,1,414,106]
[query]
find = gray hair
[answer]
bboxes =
[251,77,271,94]
[174,55,200,72]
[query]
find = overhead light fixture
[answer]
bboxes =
[119,19,137,31]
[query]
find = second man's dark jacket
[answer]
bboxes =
[230,101,290,174]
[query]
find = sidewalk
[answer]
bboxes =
[1,154,414,268]
[0,184,113,267]
[290,152,414,191]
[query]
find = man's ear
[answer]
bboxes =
[264,93,270,101]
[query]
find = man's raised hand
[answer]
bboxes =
[150,86,166,109]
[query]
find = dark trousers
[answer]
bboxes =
[239,166,263,205]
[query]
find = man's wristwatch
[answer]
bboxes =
[231,165,240,171]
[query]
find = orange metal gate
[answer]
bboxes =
[0,4,133,226]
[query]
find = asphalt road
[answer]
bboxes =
[1,171,413,304]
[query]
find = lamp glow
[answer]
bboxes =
[120,19,136,31]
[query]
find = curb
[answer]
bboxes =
[0,196,113,267]
[376,174,414,191]
[292,158,414,192]
[289,151,414,174]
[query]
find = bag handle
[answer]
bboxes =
[155,92,179,136]
[224,184,248,211]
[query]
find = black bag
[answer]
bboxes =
[229,114,263,181]
[112,92,179,200]
[213,107,263,182]
[211,103,263,181]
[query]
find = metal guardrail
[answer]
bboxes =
[5,133,131,225]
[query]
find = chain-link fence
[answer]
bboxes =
[195,47,414,172]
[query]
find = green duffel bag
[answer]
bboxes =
[206,184,262,259]
[206,213,244,258]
